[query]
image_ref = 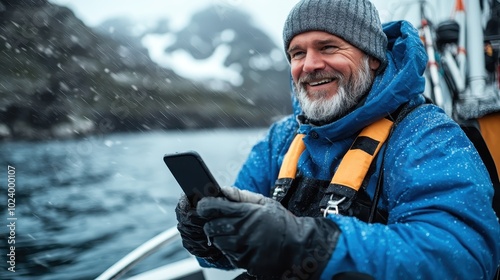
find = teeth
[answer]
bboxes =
[309,79,333,86]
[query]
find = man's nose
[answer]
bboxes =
[302,52,326,73]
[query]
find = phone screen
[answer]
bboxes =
[164,152,222,207]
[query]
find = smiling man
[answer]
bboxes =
[175,0,500,279]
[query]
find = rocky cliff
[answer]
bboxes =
[0,0,291,140]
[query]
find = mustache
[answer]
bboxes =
[297,71,344,85]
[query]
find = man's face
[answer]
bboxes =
[287,31,380,122]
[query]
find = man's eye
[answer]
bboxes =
[323,45,338,52]
[291,51,305,59]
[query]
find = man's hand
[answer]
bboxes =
[197,186,341,278]
[175,194,231,266]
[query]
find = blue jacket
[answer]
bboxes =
[234,21,500,279]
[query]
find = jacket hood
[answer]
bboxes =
[291,20,428,141]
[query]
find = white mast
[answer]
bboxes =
[464,0,486,100]
[454,0,467,88]
[455,0,500,119]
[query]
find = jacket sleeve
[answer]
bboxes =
[233,116,297,197]
[320,105,500,280]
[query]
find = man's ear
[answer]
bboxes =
[369,56,381,71]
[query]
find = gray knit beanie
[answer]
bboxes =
[283,0,387,69]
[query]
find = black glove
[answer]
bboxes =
[197,187,341,278]
[175,194,232,267]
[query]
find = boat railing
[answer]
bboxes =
[95,227,181,280]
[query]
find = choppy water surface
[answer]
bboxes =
[0,129,265,279]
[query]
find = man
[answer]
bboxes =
[176,0,500,279]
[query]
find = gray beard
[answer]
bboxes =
[295,56,373,122]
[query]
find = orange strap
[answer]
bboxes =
[278,134,306,179]
[278,118,394,192]
[478,112,500,178]
[331,118,394,191]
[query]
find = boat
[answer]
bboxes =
[96,0,499,279]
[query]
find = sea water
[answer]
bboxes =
[0,128,265,279]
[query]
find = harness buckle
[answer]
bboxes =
[272,186,285,200]
[321,196,346,217]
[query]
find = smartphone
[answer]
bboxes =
[163,151,223,207]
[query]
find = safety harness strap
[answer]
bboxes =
[273,117,394,216]
[331,117,394,191]
[272,134,305,202]
[278,134,305,179]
